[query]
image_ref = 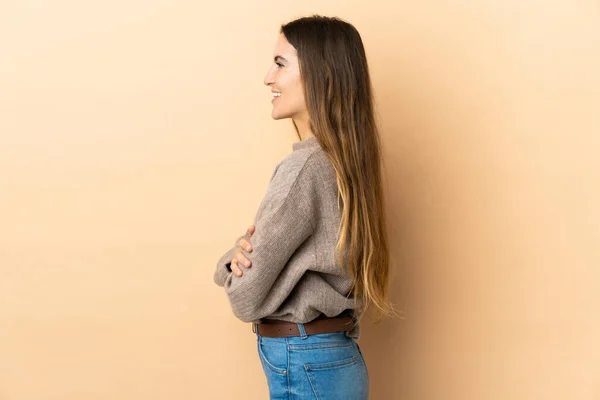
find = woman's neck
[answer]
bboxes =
[293,117,314,141]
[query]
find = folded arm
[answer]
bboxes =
[213,159,318,322]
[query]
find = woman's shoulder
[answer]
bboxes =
[261,147,332,206]
[269,147,318,183]
[254,148,324,222]
[275,146,334,182]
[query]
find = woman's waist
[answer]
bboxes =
[261,309,355,324]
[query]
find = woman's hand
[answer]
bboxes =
[231,225,255,277]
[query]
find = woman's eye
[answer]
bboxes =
[276,62,284,68]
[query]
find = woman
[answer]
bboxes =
[214,14,397,399]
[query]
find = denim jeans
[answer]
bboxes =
[255,322,369,399]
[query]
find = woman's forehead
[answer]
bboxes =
[273,34,297,59]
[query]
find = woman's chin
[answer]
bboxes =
[271,111,288,120]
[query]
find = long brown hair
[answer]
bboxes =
[281,15,402,323]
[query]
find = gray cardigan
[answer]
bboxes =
[213,136,361,339]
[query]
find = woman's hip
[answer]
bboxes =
[256,331,369,400]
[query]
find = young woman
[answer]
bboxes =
[214,14,397,400]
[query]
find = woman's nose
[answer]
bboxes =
[264,68,275,86]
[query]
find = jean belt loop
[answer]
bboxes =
[297,322,308,339]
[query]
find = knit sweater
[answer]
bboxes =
[213,136,361,339]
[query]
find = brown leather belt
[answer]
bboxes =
[253,316,355,338]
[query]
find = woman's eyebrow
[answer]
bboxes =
[274,55,288,63]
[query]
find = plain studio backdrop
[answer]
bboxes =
[0,1,599,399]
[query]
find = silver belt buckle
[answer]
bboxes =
[252,322,258,334]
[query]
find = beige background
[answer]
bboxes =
[1,0,599,399]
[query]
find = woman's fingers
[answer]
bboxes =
[237,232,253,252]
[231,231,255,278]
[241,239,253,252]
[231,248,252,277]
[230,258,243,277]
[235,249,252,268]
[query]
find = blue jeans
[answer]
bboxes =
[255,323,369,399]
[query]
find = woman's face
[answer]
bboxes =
[264,33,308,122]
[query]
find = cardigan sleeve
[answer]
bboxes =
[219,159,317,322]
